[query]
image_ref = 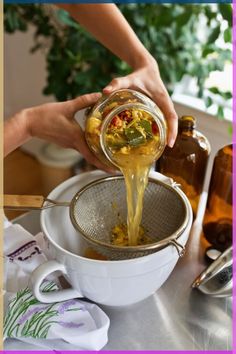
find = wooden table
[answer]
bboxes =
[4,149,44,220]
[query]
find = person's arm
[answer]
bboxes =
[4,93,113,172]
[4,110,30,157]
[58,4,153,70]
[58,4,178,147]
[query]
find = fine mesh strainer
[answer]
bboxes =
[4,175,190,260]
[70,175,190,260]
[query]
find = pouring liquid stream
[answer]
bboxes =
[106,119,161,246]
[86,91,167,248]
[121,163,151,246]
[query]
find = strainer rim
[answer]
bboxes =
[69,175,190,253]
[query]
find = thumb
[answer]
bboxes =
[68,92,102,115]
[103,76,131,94]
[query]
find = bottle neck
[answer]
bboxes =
[178,116,196,136]
[178,126,194,136]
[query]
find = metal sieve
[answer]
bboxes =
[4,175,190,261]
[70,175,190,260]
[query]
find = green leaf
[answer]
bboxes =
[5,10,19,32]
[124,128,145,146]
[205,97,213,108]
[65,49,77,60]
[176,11,192,27]
[18,18,27,32]
[208,87,232,100]
[221,91,232,100]
[56,9,79,29]
[204,6,217,22]
[139,120,152,137]
[218,4,232,27]
[218,49,232,62]
[217,106,224,120]
[202,45,216,58]
[224,28,231,43]
[208,87,221,95]
[134,14,146,27]
[228,124,232,137]
[208,26,221,44]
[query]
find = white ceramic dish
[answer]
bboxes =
[29,170,193,306]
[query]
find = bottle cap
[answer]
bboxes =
[179,115,196,130]
[205,247,222,262]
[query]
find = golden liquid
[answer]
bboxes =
[111,224,151,246]
[111,140,158,246]
[84,248,108,260]
[87,103,163,248]
[83,153,155,256]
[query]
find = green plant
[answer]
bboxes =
[4,4,232,118]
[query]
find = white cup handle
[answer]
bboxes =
[29,260,83,303]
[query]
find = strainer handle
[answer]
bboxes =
[169,240,185,257]
[4,194,70,210]
[29,260,83,303]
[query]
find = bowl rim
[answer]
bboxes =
[41,171,192,264]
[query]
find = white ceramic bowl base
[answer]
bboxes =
[29,171,193,307]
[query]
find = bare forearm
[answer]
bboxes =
[57,4,178,146]
[4,110,31,157]
[58,4,155,69]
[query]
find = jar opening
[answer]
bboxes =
[100,103,166,168]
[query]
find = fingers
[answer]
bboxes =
[165,112,178,148]
[67,92,102,115]
[103,73,178,147]
[63,93,115,172]
[103,77,131,94]
[73,124,116,173]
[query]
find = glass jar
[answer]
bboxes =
[85,89,167,169]
[202,144,232,251]
[156,115,211,218]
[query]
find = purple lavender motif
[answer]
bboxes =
[58,299,86,314]
[18,305,49,325]
[58,321,85,329]
[4,281,87,339]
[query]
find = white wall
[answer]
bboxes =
[4,26,53,119]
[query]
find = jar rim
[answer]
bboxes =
[99,102,167,167]
[93,88,156,113]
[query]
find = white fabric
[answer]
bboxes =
[3,219,110,350]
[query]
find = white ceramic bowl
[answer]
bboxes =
[29,171,192,307]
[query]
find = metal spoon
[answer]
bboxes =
[192,246,232,297]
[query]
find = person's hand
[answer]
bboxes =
[26,93,115,172]
[5,93,114,172]
[103,59,178,148]
[56,5,177,147]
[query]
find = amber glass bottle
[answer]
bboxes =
[202,144,232,251]
[156,115,211,217]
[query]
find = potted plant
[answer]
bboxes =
[4,3,232,117]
